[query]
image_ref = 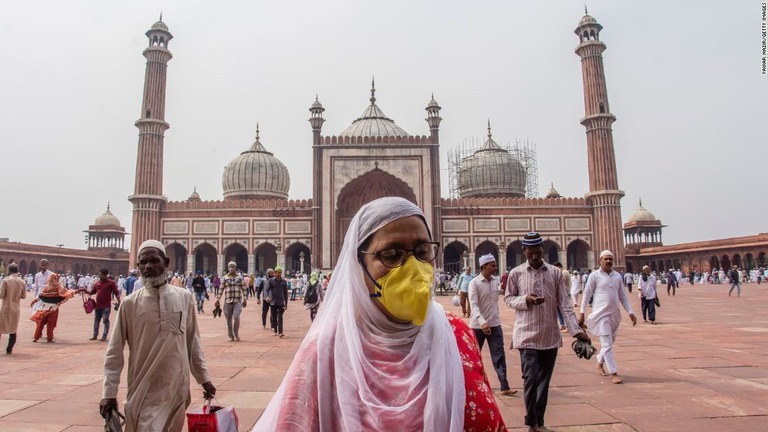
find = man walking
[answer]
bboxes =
[192,271,207,313]
[87,269,120,341]
[728,265,741,296]
[637,265,657,324]
[469,254,516,396]
[100,240,215,432]
[33,259,52,297]
[267,266,289,338]
[666,269,677,296]
[124,271,138,296]
[0,263,26,354]
[215,262,247,341]
[623,271,634,293]
[457,267,474,318]
[257,268,274,330]
[505,232,590,432]
[579,250,637,384]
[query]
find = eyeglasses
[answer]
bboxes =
[359,242,440,269]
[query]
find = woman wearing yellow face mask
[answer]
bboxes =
[253,197,505,432]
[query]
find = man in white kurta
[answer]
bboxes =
[33,259,52,297]
[102,240,215,432]
[579,250,636,384]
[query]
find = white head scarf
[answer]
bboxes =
[253,196,465,431]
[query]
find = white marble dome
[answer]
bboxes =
[338,84,409,138]
[222,128,290,200]
[94,205,121,227]
[628,200,657,223]
[458,125,526,198]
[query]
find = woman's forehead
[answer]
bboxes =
[369,216,429,244]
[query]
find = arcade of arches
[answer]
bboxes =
[162,241,312,276]
[0,241,128,277]
[440,239,591,273]
[624,233,768,274]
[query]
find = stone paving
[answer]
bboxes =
[0,282,766,431]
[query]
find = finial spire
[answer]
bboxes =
[639,197,643,207]
[315,94,319,102]
[584,4,588,15]
[107,202,111,211]
[487,119,492,139]
[159,11,163,21]
[370,76,376,104]
[193,186,197,193]
[255,122,260,140]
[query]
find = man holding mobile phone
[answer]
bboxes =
[504,232,590,432]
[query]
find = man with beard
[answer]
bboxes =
[257,268,274,330]
[637,266,657,324]
[505,232,590,432]
[579,250,636,384]
[100,240,215,432]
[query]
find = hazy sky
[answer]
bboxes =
[1,0,765,250]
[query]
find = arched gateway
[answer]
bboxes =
[335,168,418,260]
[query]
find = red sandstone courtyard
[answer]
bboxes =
[0,283,766,431]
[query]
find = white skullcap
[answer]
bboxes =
[138,239,166,257]
[227,261,237,267]
[478,254,496,266]
[599,250,614,258]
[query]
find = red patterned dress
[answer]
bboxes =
[446,312,507,432]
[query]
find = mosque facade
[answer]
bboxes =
[128,13,627,275]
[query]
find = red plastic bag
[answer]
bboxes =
[187,400,238,432]
[81,293,96,314]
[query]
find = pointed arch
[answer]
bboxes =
[474,240,499,268]
[224,242,248,274]
[284,242,311,274]
[255,242,277,274]
[443,241,468,273]
[193,242,218,275]
[166,242,188,274]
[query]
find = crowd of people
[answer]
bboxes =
[0,200,764,431]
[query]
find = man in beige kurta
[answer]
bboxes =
[0,263,26,354]
[101,240,215,432]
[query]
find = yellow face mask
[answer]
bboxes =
[369,255,434,326]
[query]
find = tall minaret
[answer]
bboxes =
[425,94,443,267]
[128,16,173,268]
[309,95,325,269]
[575,9,625,270]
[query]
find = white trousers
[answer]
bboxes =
[597,333,618,374]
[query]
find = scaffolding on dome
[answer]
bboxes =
[448,137,539,198]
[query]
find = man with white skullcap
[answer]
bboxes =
[505,232,590,432]
[101,239,215,431]
[216,260,247,341]
[579,250,636,384]
[468,253,517,396]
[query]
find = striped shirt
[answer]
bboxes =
[217,274,246,304]
[504,261,584,350]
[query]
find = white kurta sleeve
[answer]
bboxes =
[618,277,634,315]
[558,276,582,336]
[580,274,597,314]
[468,280,486,327]
[103,302,127,399]
[186,295,211,385]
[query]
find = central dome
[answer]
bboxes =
[222,127,290,200]
[338,82,410,138]
[458,123,527,198]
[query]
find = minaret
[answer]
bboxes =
[575,9,626,270]
[309,95,325,270]
[425,94,443,267]
[128,16,173,268]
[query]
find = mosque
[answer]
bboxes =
[127,11,627,275]
[2,12,765,279]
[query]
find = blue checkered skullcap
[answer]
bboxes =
[522,232,543,247]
